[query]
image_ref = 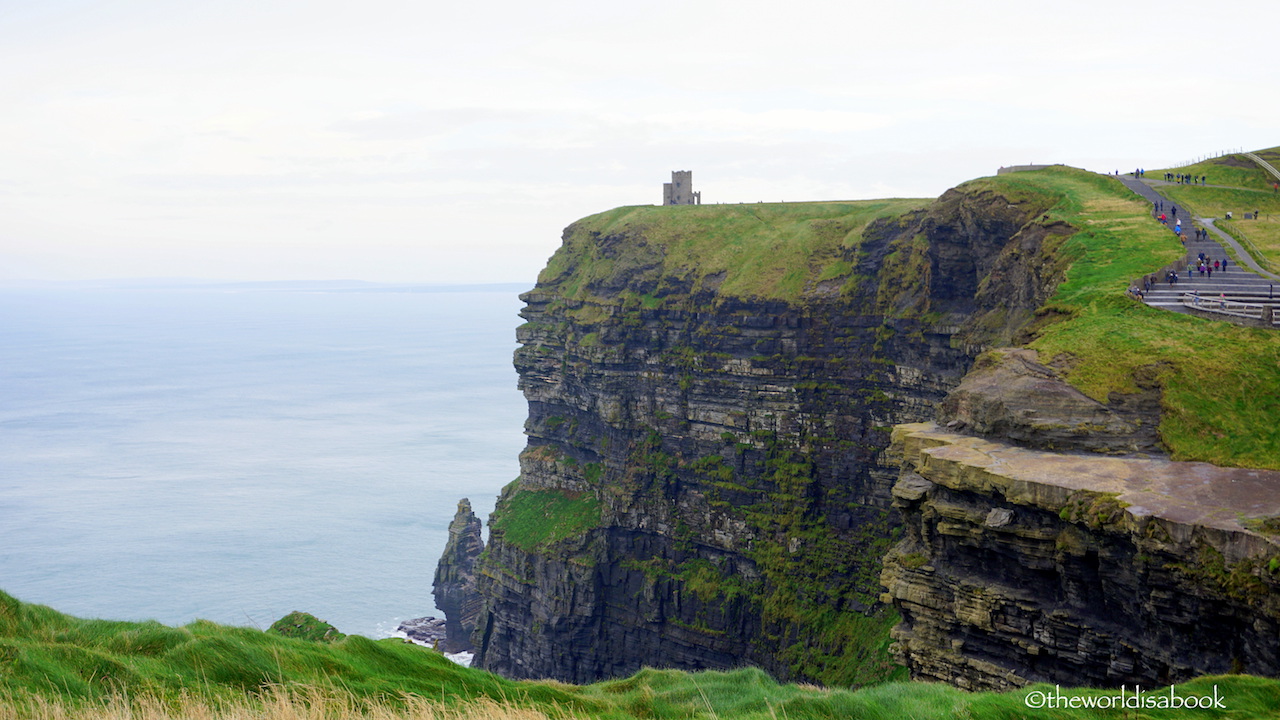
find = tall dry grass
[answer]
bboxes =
[0,687,571,720]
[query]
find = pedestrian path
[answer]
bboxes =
[1116,175,1280,325]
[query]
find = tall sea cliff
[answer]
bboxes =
[438,166,1280,688]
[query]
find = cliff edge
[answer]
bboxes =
[461,181,1068,685]
[438,164,1280,689]
[883,421,1280,690]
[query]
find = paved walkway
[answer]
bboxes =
[1117,175,1280,320]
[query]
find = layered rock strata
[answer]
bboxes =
[432,499,484,653]
[462,185,1068,684]
[882,422,1280,690]
[935,348,1163,455]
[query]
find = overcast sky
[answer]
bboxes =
[1,0,1275,284]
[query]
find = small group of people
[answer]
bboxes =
[1192,252,1227,279]
[1156,205,1178,224]
[1189,290,1230,310]
[1163,172,1206,185]
[1194,260,1221,278]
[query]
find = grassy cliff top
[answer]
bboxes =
[1155,147,1280,192]
[5,589,1280,719]
[1148,148,1280,273]
[991,165,1280,468]
[536,198,930,303]
[534,160,1280,469]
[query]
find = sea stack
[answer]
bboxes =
[432,498,484,653]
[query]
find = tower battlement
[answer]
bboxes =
[662,170,702,205]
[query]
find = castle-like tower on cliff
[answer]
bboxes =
[662,170,701,205]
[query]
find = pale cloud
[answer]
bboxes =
[0,0,1277,283]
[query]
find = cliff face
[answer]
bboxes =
[464,185,1067,684]
[882,420,1280,691]
[438,167,1280,690]
[432,499,484,653]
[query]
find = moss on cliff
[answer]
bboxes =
[488,482,602,552]
[704,429,908,686]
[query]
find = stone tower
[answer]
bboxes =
[662,170,701,205]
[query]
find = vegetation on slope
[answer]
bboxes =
[488,481,602,552]
[1153,149,1280,273]
[1153,147,1280,193]
[267,611,347,643]
[505,159,1279,691]
[0,590,585,714]
[537,159,1280,466]
[536,199,929,304]
[978,165,1280,468]
[5,590,1280,719]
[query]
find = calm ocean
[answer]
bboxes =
[0,283,529,638]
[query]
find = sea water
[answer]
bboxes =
[0,283,529,638]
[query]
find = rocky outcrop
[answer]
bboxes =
[462,184,1069,685]
[882,422,1280,691]
[438,167,1280,691]
[936,348,1163,454]
[432,499,484,653]
[397,616,447,646]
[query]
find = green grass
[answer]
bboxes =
[532,157,1280,467]
[488,483,602,552]
[1153,147,1280,192]
[536,162,1280,468]
[1158,183,1280,271]
[5,590,1280,718]
[585,668,1280,719]
[266,611,345,643]
[0,590,587,713]
[537,199,929,303]
[949,165,1280,468]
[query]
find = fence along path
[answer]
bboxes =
[1116,174,1280,326]
[1244,152,1280,186]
